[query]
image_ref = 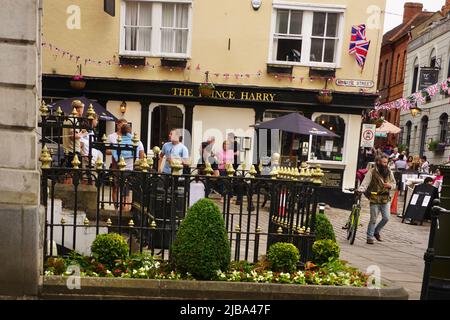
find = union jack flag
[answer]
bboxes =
[349,24,370,69]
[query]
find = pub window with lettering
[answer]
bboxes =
[310,115,345,162]
[120,1,191,57]
[270,5,343,67]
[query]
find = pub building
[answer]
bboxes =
[41,0,385,209]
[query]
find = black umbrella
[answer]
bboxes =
[253,112,339,137]
[48,96,118,121]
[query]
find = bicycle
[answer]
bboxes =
[344,188,361,245]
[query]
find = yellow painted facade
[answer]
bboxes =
[43,0,386,93]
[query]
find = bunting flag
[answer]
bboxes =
[349,24,370,69]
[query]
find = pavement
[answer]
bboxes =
[325,193,430,300]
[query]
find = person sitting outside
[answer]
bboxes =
[395,154,407,171]
[420,156,430,174]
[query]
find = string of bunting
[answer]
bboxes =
[41,41,335,83]
[375,77,450,111]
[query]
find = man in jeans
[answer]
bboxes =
[357,155,396,244]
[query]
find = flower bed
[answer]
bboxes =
[44,252,370,288]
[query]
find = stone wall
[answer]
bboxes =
[0,0,42,297]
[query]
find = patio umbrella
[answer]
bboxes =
[253,112,339,137]
[48,96,118,121]
[376,120,401,134]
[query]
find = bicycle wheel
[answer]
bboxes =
[349,208,360,245]
[346,213,353,240]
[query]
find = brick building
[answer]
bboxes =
[377,2,433,146]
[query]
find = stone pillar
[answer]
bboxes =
[0,0,42,297]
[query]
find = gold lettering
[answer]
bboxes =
[229,91,236,99]
[215,91,225,98]
[171,88,179,96]
[187,89,193,97]
[241,92,249,100]
[269,93,276,102]
[256,93,263,101]
[249,93,256,100]
[262,93,270,101]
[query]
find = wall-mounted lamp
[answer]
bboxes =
[120,101,127,114]
[410,105,430,118]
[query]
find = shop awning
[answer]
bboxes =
[48,96,118,121]
[252,112,339,137]
[376,120,401,134]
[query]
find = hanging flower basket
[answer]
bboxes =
[199,82,215,97]
[70,75,86,90]
[317,89,333,104]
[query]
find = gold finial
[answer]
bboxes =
[128,219,135,228]
[102,134,107,143]
[71,107,78,117]
[294,167,300,180]
[132,132,139,147]
[241,162,246,171]
[147,155,154,168]
[39,100,49,116]
[170,158,183,176]
[277,227,283,235]
[204,161,214,176]
[117,134,122,143]
[270,166,278,179]
[306,227,311,234]
[152,146,161,155]
[249,165,257,178]
[71,154,81,169]
[258,161,263,173]
[61,217,66,225]
[95,157,103,170]
[226,163,235,177]
[256,226,262,233]
[86,104,96,120]
[106,218,112,227]
[140,155,149,172]
[83,217,89,226]
[150,220,157,229]
[235,225,241,232]
[134,158,141,171]
[55,106,63,117]
[39,145,52,169]
[312,165,324,185]
[118,156,126,170]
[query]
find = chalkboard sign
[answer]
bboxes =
[403,183,439,223]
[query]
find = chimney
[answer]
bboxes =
[403,2,424,23]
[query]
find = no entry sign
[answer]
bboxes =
[360,124,376,148]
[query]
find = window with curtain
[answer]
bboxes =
[124,1,152,52]
[310,12,339,63]
[310,115,345,162]
[439,113,448,143]
[273,10,303,62]
[161,3,189,54]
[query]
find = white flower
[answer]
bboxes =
[106,270,112,274]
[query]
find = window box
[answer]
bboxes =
[119,55,146,66]
[267,63,293,75]
[160,57,188,68]
[309,67,335,78]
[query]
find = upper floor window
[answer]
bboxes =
[395,54,401,83]
[411,58,419,94]
[270,3,344,67]
[121,1,191,57]
[439,113,449,143]
[430,49,436,68]
[383,59,388,87]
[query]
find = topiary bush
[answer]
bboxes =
[312,239,340,265]
[267,242,300,272]
[91,233,129,268]
[314,213,336,242]
[171,198,230,280]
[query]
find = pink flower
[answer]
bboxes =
[72,75,83,81]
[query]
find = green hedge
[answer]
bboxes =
[267,242,300,272]
[314,213,336,242]
[91,233,129,268]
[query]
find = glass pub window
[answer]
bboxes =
[124,1,153,52]
[310,12,338,63]
[273,10,303,62]
[310,115,345,161]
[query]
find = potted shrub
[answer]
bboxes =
[317,89,333,104]
[198,71,215,97]
[70,65,86,90]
